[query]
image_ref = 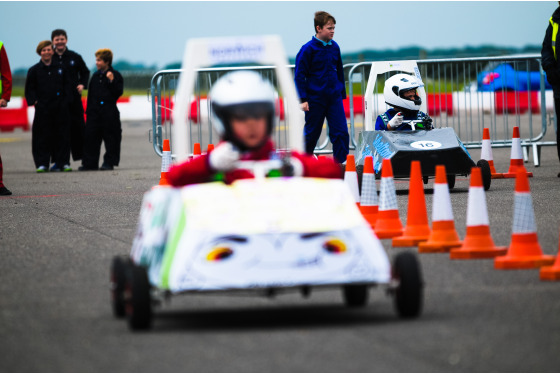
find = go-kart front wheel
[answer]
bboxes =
[110,256,128,318]
[125,264,153,330]
[342,285,369,308]
[392,252,423,318]
[446,174,456,190]
[477,159,492,191]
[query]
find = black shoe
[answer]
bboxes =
[50,164,61,172]
[100,163,114,171]
[558,172,560,178]
[78,165,98,171]
[0,186,12,196]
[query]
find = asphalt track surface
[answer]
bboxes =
[1,120,560,372]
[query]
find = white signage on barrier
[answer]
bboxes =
[208,38,266,64]
[410,140,442,149]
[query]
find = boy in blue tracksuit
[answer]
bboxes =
[375,73,433,131]
[294,11,349,164]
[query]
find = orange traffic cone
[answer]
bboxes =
[193,143,202,158]
[373,158,403,239]
[495,166,554,269]
[450,167,507,259]
[344,154,360,208]
[359,156,378,228]
[393,160,431,247]
[207,144,214,152]
[480,128,504,179]
[503,126,533,178]
[158,139,172,186]
[418,165,462,253]
[540,235,560,281]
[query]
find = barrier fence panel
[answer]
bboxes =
[151,55,556,166]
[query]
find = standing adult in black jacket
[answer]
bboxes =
[79,48,123,171]
[25,40,72,173]
[541,2,560,177]
[51,29,90,162]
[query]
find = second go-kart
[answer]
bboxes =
[355,124,492,191]
[357,60,492,190]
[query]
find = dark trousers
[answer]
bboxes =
[554,97,560,163]
[304,96,349,163]
[0,153,4,187]
[32,102,71,168]
[69,96,85,161]
[82,116,122,168]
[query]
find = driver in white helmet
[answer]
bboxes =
[375,73,433,131]
[167,71,342,186]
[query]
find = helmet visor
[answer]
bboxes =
[227,102,274,121]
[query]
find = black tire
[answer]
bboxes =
[125,264,153,330]
[110,256,128,318]
[446,174,456,190]
[393,252,423,318]
[342,285,369,308]
[477,159,492,191]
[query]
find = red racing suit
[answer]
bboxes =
[167,140,343,187]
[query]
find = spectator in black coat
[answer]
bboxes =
[79,48,123,171]
[25,40,72,173]
[52,29,90,162]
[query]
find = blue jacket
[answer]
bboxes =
[375,108,429,131]
[294,37,346,103]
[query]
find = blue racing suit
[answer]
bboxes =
[294,36,349,163]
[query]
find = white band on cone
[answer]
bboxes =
[432,183,454,221]
[510,137,522,160]
[466,186,489,226]
[360,173,378,206]
[512,192,537,234]
[161,151,172,172]
[480,139,493,161]
[379,177,398,211]
[344,171,360,203]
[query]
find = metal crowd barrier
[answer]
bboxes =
[151,55,556,166]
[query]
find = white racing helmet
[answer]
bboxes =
[383,73,424,111]
[210,70,275,150]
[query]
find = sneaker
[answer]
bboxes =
[100,163,114,171]
[0,186,12,196]
[50,164,61,172]
[36,166,48,173]
[62,164,72,172]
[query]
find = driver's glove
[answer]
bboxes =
[423,115,434,130]
[209,142,240,172]
[388,112,403,130]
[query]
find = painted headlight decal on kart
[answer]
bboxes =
[205,235,248,262]
[206,246,234,261]
[323,237,347,254]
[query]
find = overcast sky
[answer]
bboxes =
[1,1,556,71]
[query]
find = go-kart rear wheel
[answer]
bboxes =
[110,256,129,318]
[342,285,369,308]
[477,159,492,191]
[392,252,423,318]
[446,174,456,190]
[125,264,153,330]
